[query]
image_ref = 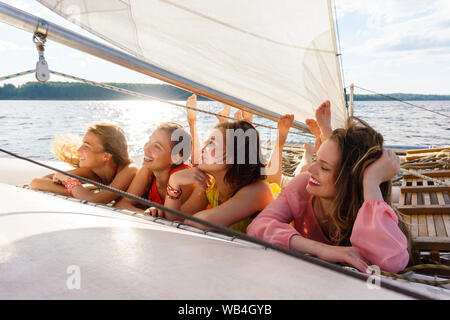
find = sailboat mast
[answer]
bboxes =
[0,2,310,132]
[327,0,348,120]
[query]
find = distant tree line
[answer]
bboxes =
[0,81,449,101]
[0,82,211,101]
[346,93,450,101]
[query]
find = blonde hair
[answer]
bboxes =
[51,134,82,168]
[51,122,131,167]
[86,122,131,166]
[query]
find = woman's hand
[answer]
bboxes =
[52,172,70,185]
[317,244,369,273]
[364,149,400,185]
[169,167,210,190]
[186,94,197,124]
[144,206,165,218]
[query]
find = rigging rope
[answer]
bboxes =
[0,69,314,138]
[0,147,443,299]
[400,168,449,186]
[0,70,35,82]
[351,85,450,119]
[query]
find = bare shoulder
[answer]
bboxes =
[122,163,139,174]
[235,180,273,204]
[67,167,99,180]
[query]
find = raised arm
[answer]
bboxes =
[350,150,409,273]
[186,94,201,165]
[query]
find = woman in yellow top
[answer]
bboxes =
[157,95,286,232]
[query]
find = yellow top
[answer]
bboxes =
[205,178,281,233]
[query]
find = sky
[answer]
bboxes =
[1,0,450,94]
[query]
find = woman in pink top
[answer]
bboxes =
[247,102,410,274]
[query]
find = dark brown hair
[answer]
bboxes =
[155,121,191,163]
[214,120,266,195]
[327,116,410,248]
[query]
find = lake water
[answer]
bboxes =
[0,100,448,163]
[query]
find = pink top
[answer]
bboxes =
[246,172,409,273]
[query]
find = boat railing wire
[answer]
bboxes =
[0,69,314,138]
[347,85,450,119]
[1,70,450,298]
[1,147,450,299]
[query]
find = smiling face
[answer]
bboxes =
[306,139,340,199]
[77,131,111,168]
[142,129,174,171]
[198,128,227,173]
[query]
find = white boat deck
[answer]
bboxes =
[0,158,448,299]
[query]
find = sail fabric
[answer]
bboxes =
[37,0,347,128]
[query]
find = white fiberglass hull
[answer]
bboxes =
[0,159,448,299]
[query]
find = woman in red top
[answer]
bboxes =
[115,121,193,216]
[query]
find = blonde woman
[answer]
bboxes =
[30,123,138,204]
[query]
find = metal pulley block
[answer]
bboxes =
[33,19,50,82]
[35,44,49,82]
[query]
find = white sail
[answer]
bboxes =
[36,0,347,128]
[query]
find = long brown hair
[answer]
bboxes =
[214,120,266,195]
[52,122,131,167]
[327,117,410,248]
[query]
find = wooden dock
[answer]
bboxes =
[396,147,450,264]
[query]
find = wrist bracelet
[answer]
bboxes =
[166,183,182,200]
[65,178,82,196]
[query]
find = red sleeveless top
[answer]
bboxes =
[146,163,191,205]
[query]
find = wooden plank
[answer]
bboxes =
[396,205,450,214]
[402,170,450,179]
[443,214,450,237]
[406,147,450,154]
[411,179,418,207]
[399,192,406,206]
[411,215,419,238]
[437,192,446,206]
[403,214,411,225]
[423,180,431,206]
[405,192,412,205]
[426,215,436,237]
[411,237,450,251]
[400,185,450,193]
[434,215,447,237]
[399,177,407,206]
[418,215,428,237]
[406,153,449,161]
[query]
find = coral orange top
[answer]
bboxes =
[246,172,409,273]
